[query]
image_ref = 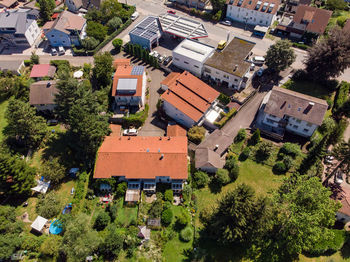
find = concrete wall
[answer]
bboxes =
[24,20,40,46]
[163,100,196,128]
[226,5,275,27]
[172,52,205,77]
[203,65,246,90]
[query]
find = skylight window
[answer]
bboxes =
[255,1,262,10]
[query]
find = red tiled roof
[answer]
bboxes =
[161,71,219,122]
[226,0,280,15]
[94,136,188,179]
[167,125,187,136]
[293,5,332,35]
[30,64,56,78]
[161,72,180,86]
[113,59,131,69]
[109,124,121,136]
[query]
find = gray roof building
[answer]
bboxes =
[195,147,225,172]
[0,60,24,75]
[29,81,58,106]
[0,9,34,34]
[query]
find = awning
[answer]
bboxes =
[31,180,50,194]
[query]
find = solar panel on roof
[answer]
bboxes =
[131,66,144,75]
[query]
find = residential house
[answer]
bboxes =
[160,71,220,129]
[45,11,86,47]
[29,80,58,111]
[93,126,188,193]
[0,0,18,8]
[195,147,225,173]
[203,37,255,91]
[129,16,162,50]
[284,0,311,13]
[0,60,24,75]
[65,0,103,13]
[226,0,280,27]
[172,38,215,77]
[276,5,332,38]
[29,64,56,79]
[111,59,146,111]
[0,9,40,48]
[257,86,328,138]
[332,186,350,224]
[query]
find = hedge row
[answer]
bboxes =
[123,104,149,128]
[333,81,350,112]
[72,18,132,56]
[292,42,309,50]
[214,108,237,128]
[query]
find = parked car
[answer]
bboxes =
[324,155,334,164]
[58,46,65,55]
[158,55,165,63]
[123,128,138,136]
[163,56,173,65]
[47,119,58,126]
[252,56,265,66]
[335,170,343,184]
[220,20,232,26]
[51,47,57,56]
[131,11,139,21]
[167,10,176,14]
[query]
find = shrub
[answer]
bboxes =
[215,168,230,186]
[333,81,350,112]
[107,17,122,32]
[176,209,190,229]
[193,171,209,188]
[122,104,149,128]
[214,108,237,128]
[250,129,261,145]
[180,227,193,242]
[161,209,173,226]
[319,117,336,135]
[50,60,70,69]
[282,155,294,170]
[239,147,250,161]
[337,16,348,27]
[30,52,39,65]
[218,93,230,105]
[24,60,31,66]
[273,161,287,174]
[112,38,123,53]
[279,142,300,158]
[94,212,110,231]
[36,192,62,218]
[212,10,222,21]
[115,182,127,198]
[234,128,246,143]
[255,141,274,162]
[307,229,347,256]
[81,37,100,51]
[149,199,163,219]
[86,21,107,42]
[164,189,173,203]
[188,126,206,144]
[292,42,309,50]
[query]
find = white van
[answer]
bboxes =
[131,11,139,21]
[253,56,265,66]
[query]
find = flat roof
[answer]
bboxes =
[205,37,255,78]
[173,39,215,63]
[159,13,208,39]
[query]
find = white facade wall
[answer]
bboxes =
[226,5,276,27]
[173,51,206,77]
[141,72,146,107]
[163,100,196,128]
[203,65,246,90]
[24,20,40,46]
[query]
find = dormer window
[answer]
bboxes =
[261,2,268,12]
[267,3,274,12]
[255,1,262,10]
[237,0,243,6]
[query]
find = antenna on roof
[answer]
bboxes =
[168,137,171,140]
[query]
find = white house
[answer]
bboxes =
[0,9,40,48]
[29,81,58,112]
[226,0,280,27]
[203,37,255,91]
[172,39,215,77]
[257,86,328,138]
[65,0,103,13]
[45,11,86,47]
[112,59,146,111]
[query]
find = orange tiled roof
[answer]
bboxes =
[167,125,187,137]
[161,72,180,86]
[111,63,144,97]
[109,124,121,136]
[113,59,131,69]
[94,136,188,179]
[161,71,219,122]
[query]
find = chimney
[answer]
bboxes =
[158,149,160,153]
[160,154,164,160]
[146,148,149,152]
[168,137,171,140]
[128,137,131,140]
[159,137,162,140]
[214,144,219,151]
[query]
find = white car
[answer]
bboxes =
[220,20,232,26]
[58,46,65,55]
[158,55,165,63]
[51,48,57,56]
[123,128,138,136]
[252,56,265,66]
[131,11,139,21]
[325,155,334,164]
[335,171,343,184]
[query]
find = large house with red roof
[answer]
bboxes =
[160,71,220,129]
[94,126,188,193]
[112,59,146,112]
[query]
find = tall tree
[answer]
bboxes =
[92,52,114,88]
[39,157,66,185]
[38,0,55,23]
[265,40,296,72]
[5,99,47,150]
[305,27,350,82]
[209,0,226,12]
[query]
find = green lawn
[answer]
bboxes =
[115,199,138,227]
[282,79,332,99]
[328,10,350,27]
[0,99,9,142]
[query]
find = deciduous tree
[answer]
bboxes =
[38,0,55,22]
[92,52,114,88]
[265,40,296,72]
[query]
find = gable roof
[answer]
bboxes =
[204,37,255,78]
[30,64,56,78]
[293,5,332,35]
[48,10,86,34]
[226,0,280,15]
[29,81,58,105]
[161,71,220,122]
[195,147,225,170]
[167,124,187,137]
[0,9,34,34]
[94,136,188,179]
[264,86,328,126]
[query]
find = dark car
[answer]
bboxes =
[163,56,173,65]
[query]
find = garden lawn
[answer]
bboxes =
[282,80,332,99]
[115,199,138,227]
[0,99,9,142]
[299,251,350,262]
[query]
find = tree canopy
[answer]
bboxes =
[38,0,55,22]
[265,40,296,72]
[92,52,114,88]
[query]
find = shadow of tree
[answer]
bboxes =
[208,179,222,194]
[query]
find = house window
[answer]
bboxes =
[266,118,274,124]
[216,71,219,74]
[298,107,301,111]
[63,41,65,43]
[260,20,263,23]
[234,79,238,81]
[204,68,211,73]
[51,35,54,37]
[293,125,298,129]
[303,129,309,132]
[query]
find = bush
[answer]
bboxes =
[337,16,348,27]
[239,147,250,161]
[123,104,149,128]
[234,128,246,143]
[86,21,107,42]
[164,189,173,203]
[273,161,287,174]
[212,10,222,21]
[214,108,237,128]
[255,141,274,162]
[193,171,209,188]
[333,81,350,112]
[24,60,31,66]
[282,155,294,170]
[36,192,61,218]
[81,37,100,51]
[180,227,193,242]
[307,229,347,256]
[50,60,70,69]
[115,182,127,198]
[215,168,230,186]
[112,38,123,53]
[107,17,122,32]
[176,209,190,229]
[250,129,261,145]
[161,209,173,226]
[279,142,300,158]
[218,93,230,105]
[94,212,110,231]
[149,199,163,219]
[30,52,39,65]
[292,42,309,50]
[188,126,206,144]
[225,157,240,181]
[319,117,336,135]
